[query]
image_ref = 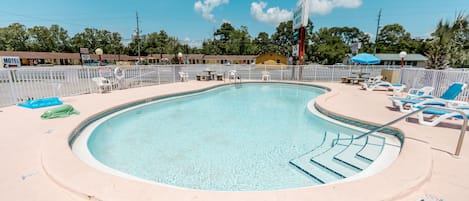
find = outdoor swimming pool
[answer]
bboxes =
[72,83,398,191]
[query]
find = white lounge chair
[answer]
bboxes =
[92,77,112,93]
[363,75,383,86]
[406,86,434,99]
[361,81,406,94]
[178,71,189,82]
[417,105,469,127]
[390,82,467,113]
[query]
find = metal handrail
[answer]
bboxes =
[348,105,467,156]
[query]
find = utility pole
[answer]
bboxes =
[136,11,141,64]
[374,9,382,55]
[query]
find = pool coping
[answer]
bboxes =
[40,81,435,201]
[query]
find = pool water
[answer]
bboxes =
[86,83,363,191]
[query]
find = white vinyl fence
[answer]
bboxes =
[401,68,469,101]
[0,65,468,107]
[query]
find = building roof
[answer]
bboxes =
[0,51,257,61]
[203,55,257,60]
[375,53,428,61]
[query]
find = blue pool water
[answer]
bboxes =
[87,83,363,191]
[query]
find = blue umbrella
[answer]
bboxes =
[349,53,381,64]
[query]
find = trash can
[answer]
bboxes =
[381,69,400,83]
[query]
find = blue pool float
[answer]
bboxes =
[18,97,63,109]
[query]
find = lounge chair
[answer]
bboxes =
[361,80,406,94]
[363,75,383,86]
[406,86,435,99]
[390,82,467,113]
[389,86,435,106]
[178,71,189,82]
[417,105,469,127]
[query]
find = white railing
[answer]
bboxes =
[0,65,467,107]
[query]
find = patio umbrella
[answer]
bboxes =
[349,53,381,65]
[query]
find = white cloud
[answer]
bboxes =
[194,0,229,22]
[181,37,203,48]
[250,1,293,26]
[304,0,362,15]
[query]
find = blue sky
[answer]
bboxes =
[0,0,467,47]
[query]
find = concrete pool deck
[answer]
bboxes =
[0,81,468,201]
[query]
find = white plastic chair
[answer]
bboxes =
[92,77,112,93]
[261,71,271,81]
[228,70,237,81]
[178,71,189,82]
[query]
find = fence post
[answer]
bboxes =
[138,66,142,87]
[86,67,93,94]
[7,70,17,104]
[281,66,284,80]
[314,65,317,81]
[331,66,335,81]
[431,70,437,93]
[348,65,352,77]
[157,66,161,85]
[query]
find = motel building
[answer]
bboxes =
[0,51,289,67]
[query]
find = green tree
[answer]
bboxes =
[71,28,123,54]
[427,13,469,68]
[253,32,273,55]
[27,24,71,52]
[271,20,294,56]
[28,26,53,52]
[376,24,412,53]
[49,24,71,52]
[329,27,372,53]
[0,23,29,51]
[309,27,349,64]
[202,23,255,55]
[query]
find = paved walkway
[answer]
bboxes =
[0,81,468,201]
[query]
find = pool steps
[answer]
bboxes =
[289,132,385,184]
[289,132,341,184]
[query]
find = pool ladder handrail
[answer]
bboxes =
[332,106,467,156]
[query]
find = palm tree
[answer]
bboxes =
[426,13,468,69]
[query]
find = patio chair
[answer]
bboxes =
[228,70,238,81]
[261,71,270,81]
[416,105,469,127]
[92,77,112,93]
[178,71,189,82]
[390,82,467,113]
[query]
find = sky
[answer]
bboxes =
[0,0,467,47]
